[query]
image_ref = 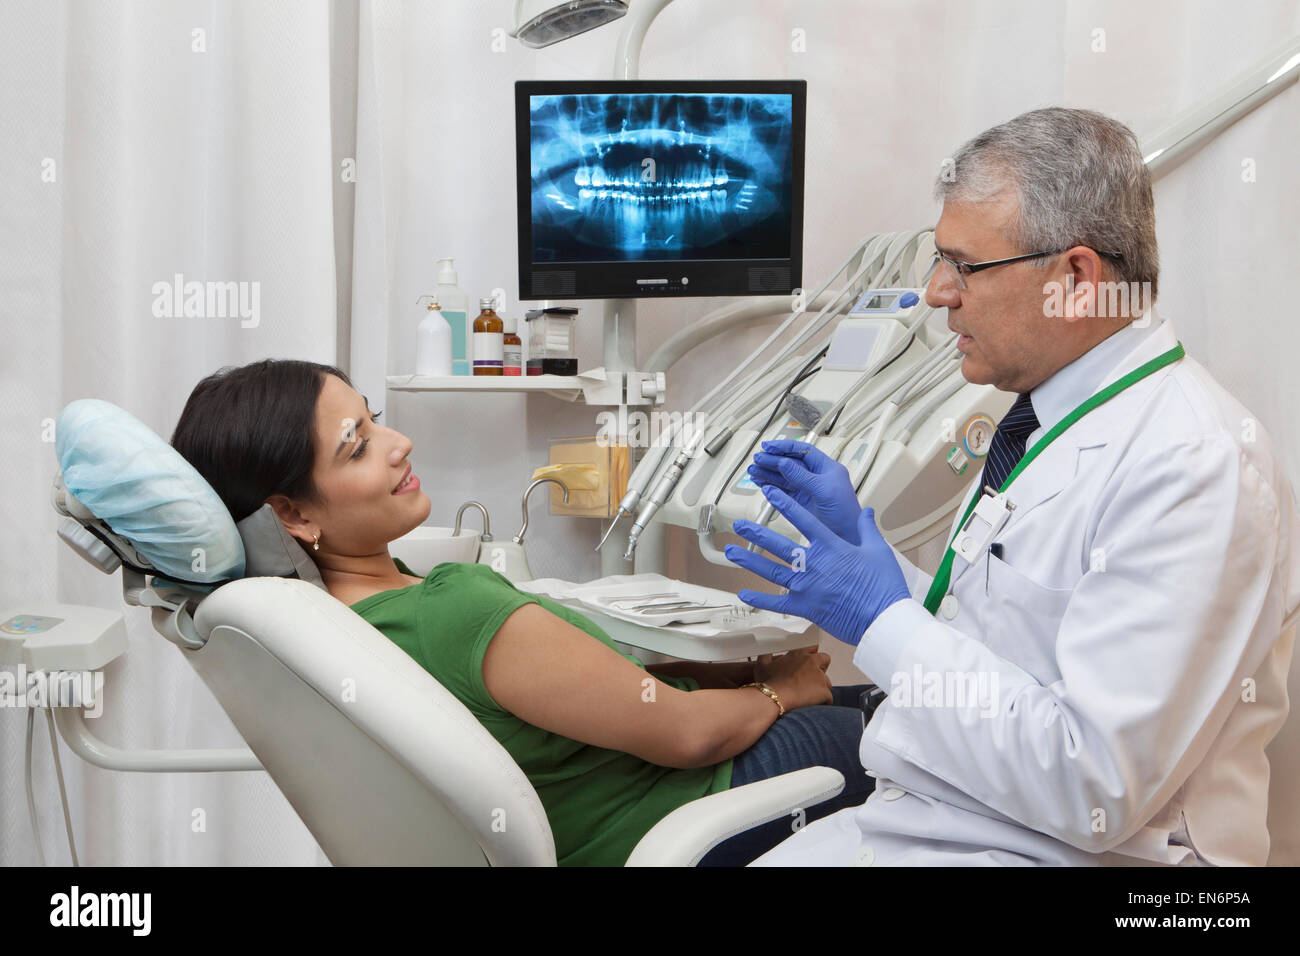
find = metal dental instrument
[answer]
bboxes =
[595,512,624,553]
[625,601,732,613]
[607,593,681,607]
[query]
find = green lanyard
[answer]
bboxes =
[922,342,1185,615]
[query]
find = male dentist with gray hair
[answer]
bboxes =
[726,107,1300,866]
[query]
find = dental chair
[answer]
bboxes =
[38,399,845,866]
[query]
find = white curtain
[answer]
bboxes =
[3,0,1297,865]
[1,0,346,866]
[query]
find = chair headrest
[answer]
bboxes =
[235,504,325,589]
[54,398,325,593]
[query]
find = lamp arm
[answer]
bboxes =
[613,0,676,79]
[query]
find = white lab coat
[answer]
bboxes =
[754,311,1300,866]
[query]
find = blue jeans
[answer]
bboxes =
[697,684,876,866]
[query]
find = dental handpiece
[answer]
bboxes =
[597,486,648,552]
[623,446,693,560]
[596,438,677,552]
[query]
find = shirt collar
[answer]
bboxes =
[1027,304,1169,437]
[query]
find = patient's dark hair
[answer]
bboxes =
[171,359,352,523]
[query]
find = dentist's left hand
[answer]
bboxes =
[726,485,911,646]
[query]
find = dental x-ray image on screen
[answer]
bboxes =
[529,91,794,262]
[516,80,805,299]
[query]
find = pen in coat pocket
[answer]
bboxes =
[987,542,1004,594]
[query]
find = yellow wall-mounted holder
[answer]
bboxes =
[537,438,630,518]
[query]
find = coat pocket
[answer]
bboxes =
[979,551,1074,684]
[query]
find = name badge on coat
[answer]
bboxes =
[952,487,1015,564]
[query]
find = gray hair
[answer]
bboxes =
[934,107,1159,306]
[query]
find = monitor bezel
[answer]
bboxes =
[515,79,806,300]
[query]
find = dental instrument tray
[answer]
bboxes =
[519,573,815,661]
[593,588,737,627]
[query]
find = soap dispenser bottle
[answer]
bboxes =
[435,257,470,376]
[415,296,453,377]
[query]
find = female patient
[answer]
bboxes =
[171,359,874,866]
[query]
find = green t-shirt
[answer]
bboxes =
[350,559,733,866]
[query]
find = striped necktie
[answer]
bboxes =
[982,392,1040,492]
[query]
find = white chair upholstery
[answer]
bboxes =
[192,576,557,865]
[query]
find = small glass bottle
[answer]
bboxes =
[502,316,522,376]
[472,297,504,376]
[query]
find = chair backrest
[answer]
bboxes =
[49,399,557,865]
[190,576,558,866]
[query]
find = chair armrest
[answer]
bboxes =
[625,766,845,867]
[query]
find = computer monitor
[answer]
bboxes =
[515,80,806,300]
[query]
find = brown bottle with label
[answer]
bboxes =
[472,297,504,376]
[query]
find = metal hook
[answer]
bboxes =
[453,500,493,541]
[515,478,570,545]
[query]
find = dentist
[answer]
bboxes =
[725,107,1300,866]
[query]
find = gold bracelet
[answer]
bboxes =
[740,681,785,717]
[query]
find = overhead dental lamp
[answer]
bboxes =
[511,0,629,49]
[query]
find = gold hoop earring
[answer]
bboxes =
[313,531,320,552]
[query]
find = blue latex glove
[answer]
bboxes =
[747,439,863,544]
[726,485,910,646]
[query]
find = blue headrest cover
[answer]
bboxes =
[55,399,246,585]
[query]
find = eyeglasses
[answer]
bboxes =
[935,247,1124,291]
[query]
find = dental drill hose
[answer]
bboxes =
[621,362,806,560]
[748,335,952,535]
[614,231,907,535]
[620,231,933,559]
[628,232,895,519]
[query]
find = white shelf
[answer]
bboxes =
[386,372,591,402]
[387,366,642,407]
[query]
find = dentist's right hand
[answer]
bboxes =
[747,439,863,544]
[726,485,910,646]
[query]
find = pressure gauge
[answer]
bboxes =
[963,414,996,458]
